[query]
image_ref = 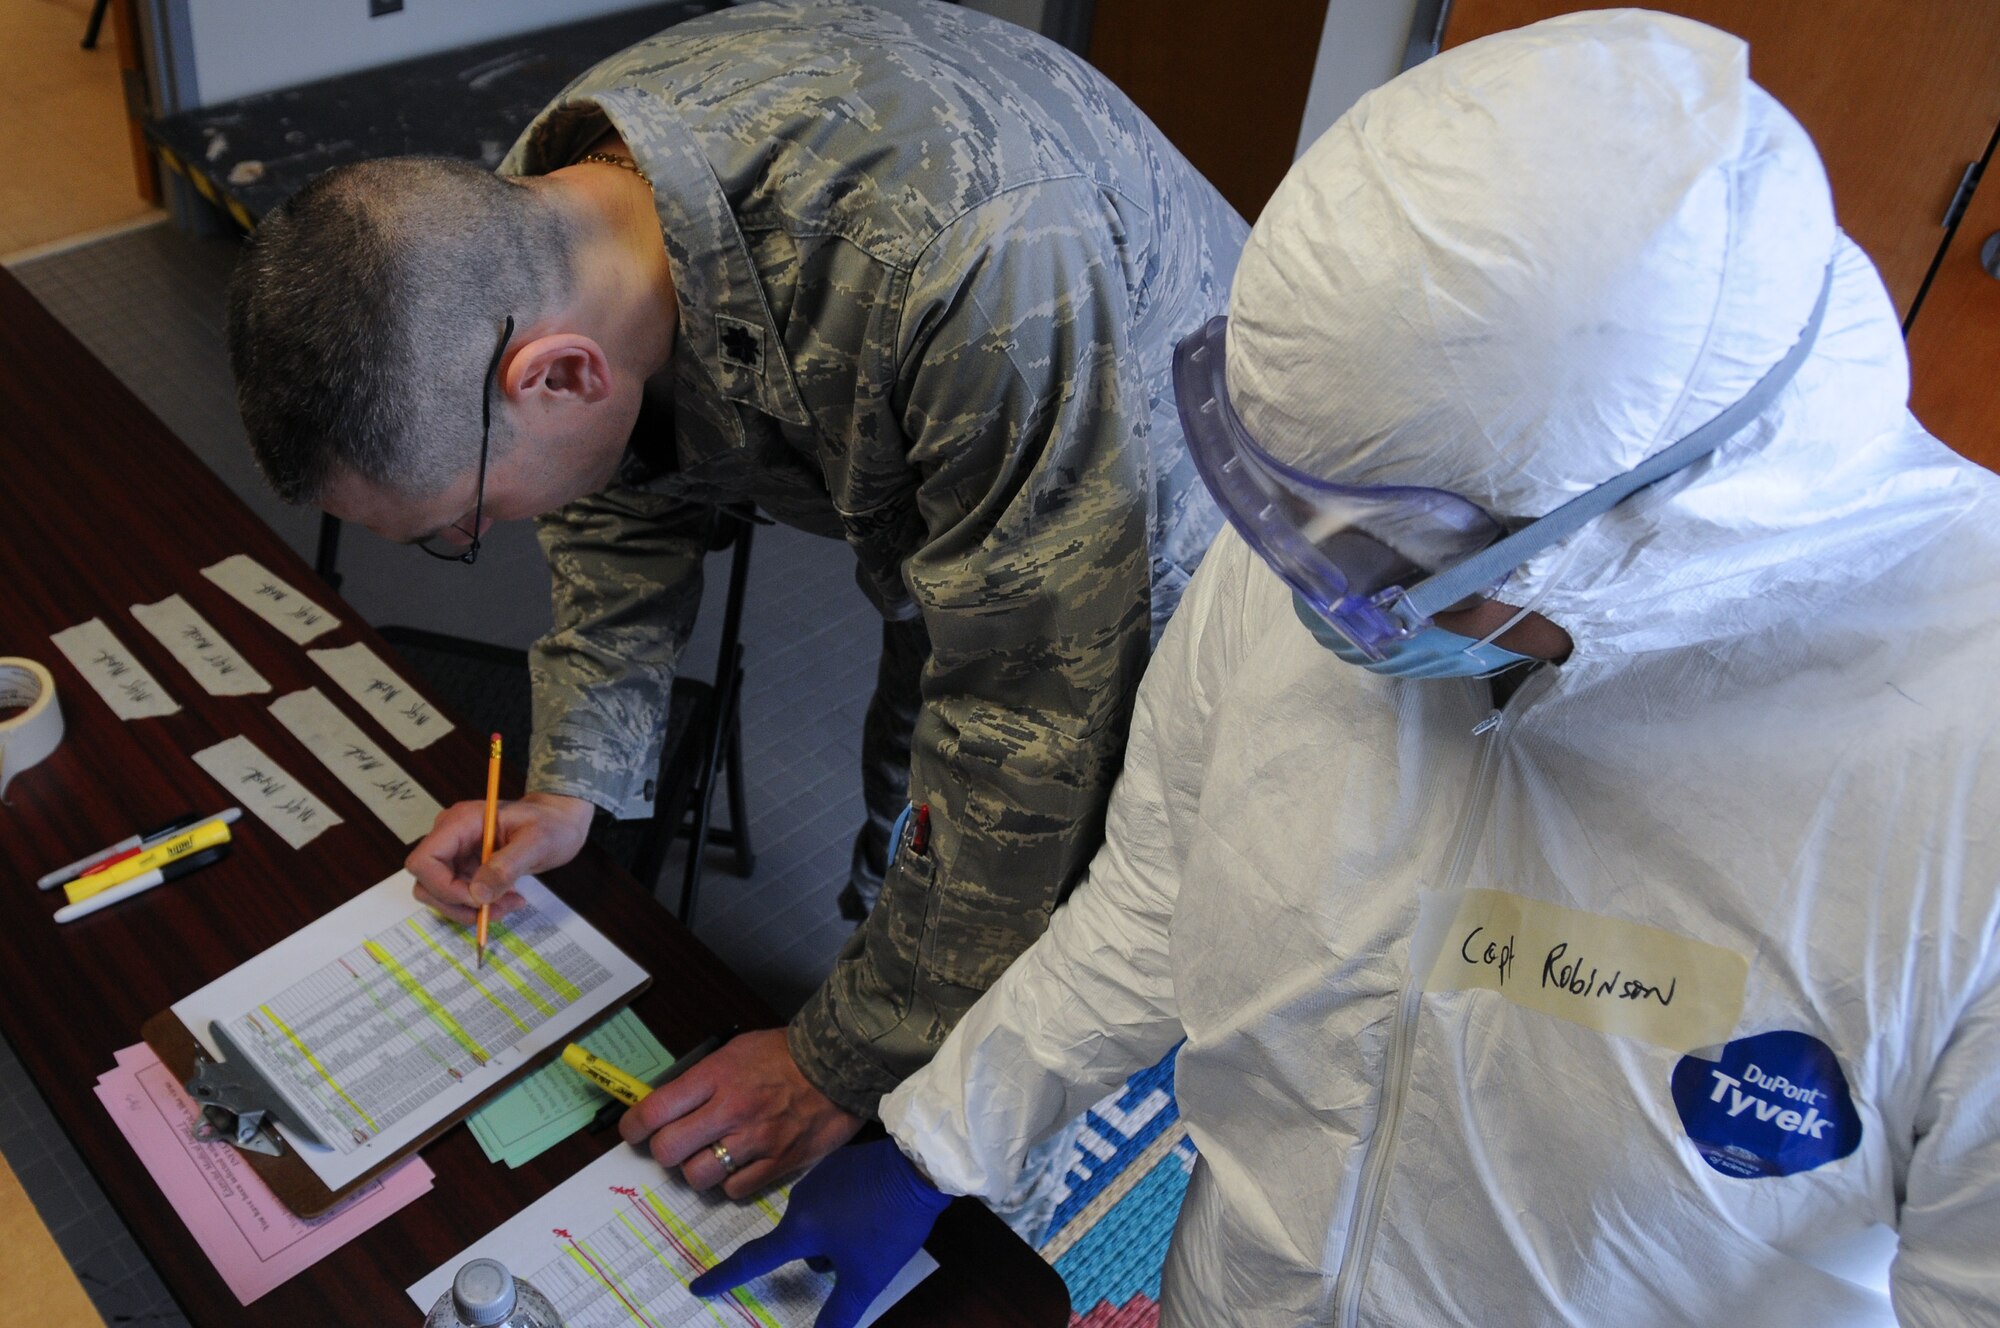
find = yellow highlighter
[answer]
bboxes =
[66,819,233,904]
[561,1044,653,1107]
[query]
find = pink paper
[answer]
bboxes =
[94,1042,435,1304]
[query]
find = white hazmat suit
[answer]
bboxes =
[880,11,2000,1326]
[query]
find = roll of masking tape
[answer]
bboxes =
[0,658,63,801]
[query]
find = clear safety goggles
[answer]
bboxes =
[1173,316,1509,659]
[1174,261,1832,660]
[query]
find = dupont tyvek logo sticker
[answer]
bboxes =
[1671,1029,1861,1179]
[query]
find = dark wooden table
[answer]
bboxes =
[0,268,1069,1324]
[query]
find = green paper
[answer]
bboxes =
[468,1008,674,1166]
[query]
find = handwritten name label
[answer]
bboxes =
[191,735,343,849]
[201,554,341,645]
[48,618,180,719]
[306,643,454,751]
[1413,888,1747,1052]
[131,594,271,697]
[268,688,441,843]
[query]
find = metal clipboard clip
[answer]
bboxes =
[183,1020,328,1157]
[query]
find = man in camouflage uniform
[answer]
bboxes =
[226,0,1244,1194]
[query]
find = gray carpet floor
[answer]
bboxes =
[3,220,881,1324]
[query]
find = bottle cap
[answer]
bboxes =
[452,1258,518,1327]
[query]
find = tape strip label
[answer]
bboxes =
[192,735,344,849]
[1413,887,1748,1053]
[132,593,271,697]
[269,687,441,843]
[307,642,454,750]
[201,554,340,646]
[49,618,180,720]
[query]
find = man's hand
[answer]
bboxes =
[689,1139,950,1328]
[620,1029,864,1199]
[406,791,594,924]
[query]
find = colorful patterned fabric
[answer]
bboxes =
[1037,1048,1194,1327]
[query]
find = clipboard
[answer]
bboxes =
[142,872,651,1218]
[141,988,646,1217]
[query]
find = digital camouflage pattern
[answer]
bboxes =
[502,0,1246,1114]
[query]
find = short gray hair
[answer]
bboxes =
[226,157,575,505]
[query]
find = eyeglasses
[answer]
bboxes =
[417,315,515,564]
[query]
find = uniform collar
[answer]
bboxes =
[512,87,812,429]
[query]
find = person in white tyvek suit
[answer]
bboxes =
[688,10,2000,1326]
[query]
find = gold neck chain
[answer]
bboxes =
[574,152,653,187]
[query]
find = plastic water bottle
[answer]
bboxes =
[424,1258,564,1328]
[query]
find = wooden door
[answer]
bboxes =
[1907,131,2000,472]
[1440,1,2000,471]
[1441,2,2000,318]
[112,0,160,204]
[1087,0,1332,222]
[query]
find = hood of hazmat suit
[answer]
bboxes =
[882,9,2000,1328]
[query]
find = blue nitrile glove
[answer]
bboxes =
[689,1138,951,1328]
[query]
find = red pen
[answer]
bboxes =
[77,844,144,878]
[910,803,931,856]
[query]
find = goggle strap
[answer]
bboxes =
[1401,261,1835,623]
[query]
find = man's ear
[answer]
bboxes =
[503,333,614,406]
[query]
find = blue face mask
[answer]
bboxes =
[1293,592,1535,678]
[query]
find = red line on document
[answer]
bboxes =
[614,1189,763,1328]
[560,1231,659,1328]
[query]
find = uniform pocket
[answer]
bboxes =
[844,845,937,1042]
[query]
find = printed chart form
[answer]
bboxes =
[408,1145,936,1328]
[243,906,607,1146]
[173,872,647,1190]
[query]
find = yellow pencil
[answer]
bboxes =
[477,732,501,969]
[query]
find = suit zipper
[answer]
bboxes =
[1329,690,1517,1327]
